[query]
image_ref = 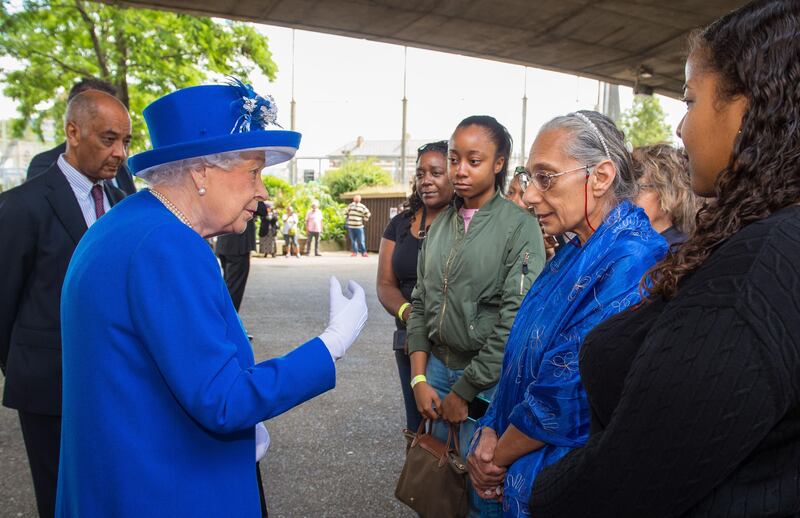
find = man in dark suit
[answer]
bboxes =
[215,209,258,312]
[27,78,137,196]
[0,90,131,517]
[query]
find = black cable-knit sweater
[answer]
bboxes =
[530,205,800,517]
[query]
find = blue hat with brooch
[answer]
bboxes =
[128,78,300,175]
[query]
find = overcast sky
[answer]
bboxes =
[0,22,687,162]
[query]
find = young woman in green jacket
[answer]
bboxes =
[406,115,545,512]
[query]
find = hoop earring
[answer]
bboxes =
[198,187,207,196]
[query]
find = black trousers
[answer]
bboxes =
[218,254,251,311]
[18,410,61,518]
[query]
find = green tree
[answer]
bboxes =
[321,158,392,200]
[0,1,277,151]
[618,95,672,148]
[262,175,293,206]
[261,175,347,242]
[290,182,346,241]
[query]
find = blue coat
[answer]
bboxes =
[56,191,336,517]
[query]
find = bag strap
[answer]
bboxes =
[417,205,428,250]
[439,423,463,466]
[412,419,462,463]
[449,423,462,457]
[410,418,430,449]
[439,425,454,467]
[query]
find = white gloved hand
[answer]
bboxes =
[255,422,270,462]
[318,276,368,361]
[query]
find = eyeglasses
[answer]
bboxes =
[516,164,596,192]
[638,183,657,191]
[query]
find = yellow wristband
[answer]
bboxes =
[397,302,411,321]
[410,374,427,389]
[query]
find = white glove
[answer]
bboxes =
[318,276,368,361]
[255,421,270,462]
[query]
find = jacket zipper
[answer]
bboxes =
[519,251,530,295]
[438,217,462,346]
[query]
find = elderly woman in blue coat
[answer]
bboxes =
[55,81,368,517]
[466,111,668,516]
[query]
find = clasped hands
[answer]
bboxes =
[467,427,506,502]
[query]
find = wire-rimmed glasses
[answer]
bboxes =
[515,164,596,192]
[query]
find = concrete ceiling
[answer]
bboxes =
[101,0,748,98]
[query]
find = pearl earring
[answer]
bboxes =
[198,187,207,196]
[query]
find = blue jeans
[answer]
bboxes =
[347,227,366,254]
[283,234,299,256]
[426,354,497,518]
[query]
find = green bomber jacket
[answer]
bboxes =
[406,189,545,401]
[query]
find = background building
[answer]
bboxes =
[327,137,432,185]
[0,120,49,191]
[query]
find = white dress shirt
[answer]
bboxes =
[57,155,110,227]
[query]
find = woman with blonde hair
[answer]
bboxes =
[632,143,700,246]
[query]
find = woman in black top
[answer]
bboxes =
[531,1,800,516]
[377,141,453,430]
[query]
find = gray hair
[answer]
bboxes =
[137,150,259,186]
[539,110,637,201]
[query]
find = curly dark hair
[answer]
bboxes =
[645,0,800,299]
[402,140,448,218]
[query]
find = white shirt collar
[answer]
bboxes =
[57,154,103,199]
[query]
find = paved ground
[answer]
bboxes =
[0,252,415,517]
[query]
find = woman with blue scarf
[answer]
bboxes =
[467,111,668,517]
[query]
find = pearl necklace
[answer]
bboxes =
[150,189,193,228]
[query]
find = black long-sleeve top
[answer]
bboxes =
[530,205,800,517]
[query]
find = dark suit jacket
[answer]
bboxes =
[0,163,126,415]
[215,218,257,257]
[27,142,137,196]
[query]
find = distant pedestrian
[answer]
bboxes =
[345,194,371,257]
[257,202,279,257]
[282,206,300,258]
[257,202,278,257]
[305,201,323,256]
